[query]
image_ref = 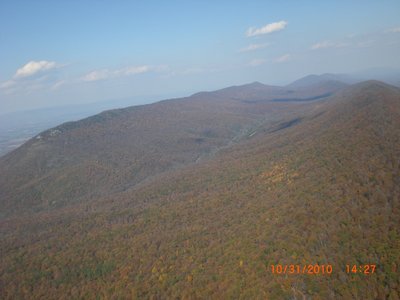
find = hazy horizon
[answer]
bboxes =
[1,1,400,114]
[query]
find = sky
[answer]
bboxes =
[1,0,400,114]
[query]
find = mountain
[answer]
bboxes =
[0,80,344,217]
[0,94,175,157]
[287,73,355,88]
[289,69,400,89]
[1,80,399,299]
[352,67,400,86]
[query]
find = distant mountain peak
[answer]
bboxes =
[342,80,396,93]
[287,73,353,88]
[248,81,265,87]
[353,79,391,87]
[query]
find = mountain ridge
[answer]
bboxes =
[1,79,399,299]
[0,78,354,217]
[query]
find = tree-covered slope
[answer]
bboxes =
[0,81,399,299]
[0,81,337,217]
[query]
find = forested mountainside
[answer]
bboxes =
[0,80,342,217]
[1,81,399,299]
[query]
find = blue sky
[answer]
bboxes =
[1,0,400,113]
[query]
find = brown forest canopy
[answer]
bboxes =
[0,80,399,299]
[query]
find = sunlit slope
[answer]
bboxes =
[0,81,338,216]
[1,81,399,299]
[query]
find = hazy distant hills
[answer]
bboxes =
[1,69,399,157]
[288,69,400,88]
[0,95,165,157]
[1,79,399,299]
[286,73,355,88]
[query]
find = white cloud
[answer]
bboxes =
[115,65,150,76]
[2,62,165,93]
[0,80,16,89]
[82,65,163,82]
[386,27,400,33]
[0,79,43,95]
[163,66,220,78]
[51,80,66,90]
[0,60,66,94]
[275,54,291,63]
[82,69,111,82]
[310,41,348,50]
[248,58,267,67]
[239,43,269,52]
[246,21,287,37]
[311,41,334,49]
[14,60,57,79]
